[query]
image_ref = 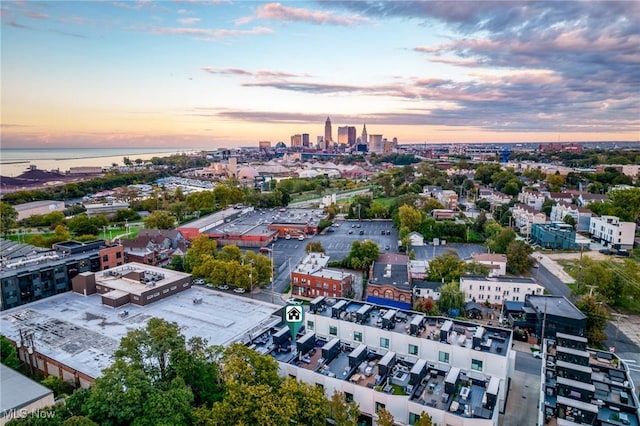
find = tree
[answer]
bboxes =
[563,214,577,229]
[413,411,434,426]
[506,241,533,274]
[1,334,20,369]
[575,295,610,346]
[437,281,465,315]
[428,250,465,283]
[63,417,98,426]
[41,375,74,397]
[465,261,490,276]
[143,211,175,230]
[183,235,217,273]
[328,391,360,426]
[398,204,423,232]
[413,297,438,315]
[67,215,99,236]
[345,240,380,270]
[376,407,395,426]
[305,241,325,253]
[169,255,184,271]
[487,228,516,254]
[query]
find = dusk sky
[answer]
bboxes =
[1,1,639,149]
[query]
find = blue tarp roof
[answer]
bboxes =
[366,296,411,310]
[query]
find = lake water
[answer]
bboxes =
[0,148,193,177]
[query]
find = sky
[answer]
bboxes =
[1,1,639,149]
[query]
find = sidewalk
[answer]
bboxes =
[535,253,575,284]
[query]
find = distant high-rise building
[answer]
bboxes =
[324,117,333,145]
[302,133,310,147]
[361,124,368,149]
[370,134,383,153]
[291,134,302,147]
[258,141,271,150]
[347,126,357,146]
[337,126,349,146]
[317,136,324,147]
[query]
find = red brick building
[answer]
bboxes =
[291,252,354,299]
[99,243,124,270]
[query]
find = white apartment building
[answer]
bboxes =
[589,215,636,249]
[460,276,545,305]
[437,190,459,210]
[267,298,515,426]
[511,204,547,237]
[549,202,594,232]
[517,190,545,211]
[470,253,507,277]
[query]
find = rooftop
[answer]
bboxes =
[0,364,53,415]
[95,263,191,296]
[0,288,280,379]
[527,295,587,321]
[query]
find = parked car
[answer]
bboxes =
[348,230,354,234]
[285,234,291,240]
[193,278,205,285]
[384,244,390,250]
[298,235,305,241]
[615,250,630,257]
[233,288,246,294]
[532,351,543,359]
[217,284,230,290]
[286,298,301,304]
[599,248,612,255]
[359,230,364,235]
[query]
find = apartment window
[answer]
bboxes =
[345,392,354,402]
[316,383,324,390]
[479,285,485,291]
[116,252,122,259]
[293,277,298,284]
[468,285,472,290]
[479,294,484,300]
[495,295,501,301]
[471,359,483,371]
[375,402,385,413]
[409,413,421,425]
[496,286,501,292]
[439,351,450,364]
[380,337,389,349]
[487,286,491,291]
[102,255,108,261]
[329,326,338,336]
[307,320,314,331]
[408,344,418,356]
[354,331,362,342]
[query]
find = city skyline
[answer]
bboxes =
[1,1,639,149]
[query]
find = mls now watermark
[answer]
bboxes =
[2,408,56,420]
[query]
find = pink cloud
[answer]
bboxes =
[24,11,48,20]
[149,25,273,39]
[237,2,369,26]
[178,17,200,24]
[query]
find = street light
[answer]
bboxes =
[249,260,254,299]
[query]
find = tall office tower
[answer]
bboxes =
[347,126,357,146]
[324,117,333,145]
[291,134,302,147]
[317,136,324,147]
[361,124,368,149]
[302,133,310,147]
[370,134,383,153]
[337,126,349,145]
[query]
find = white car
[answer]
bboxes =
[532,351,543,359]
[193,278,205,285]
[286,298,301,304]
[217,284,230,290]
[233,288,246,294]
[298,235,305,241]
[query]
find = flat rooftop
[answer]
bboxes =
[95,263,191,296]
[0,288,280,379]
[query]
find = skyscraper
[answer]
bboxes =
[302,133,310,147]
[347,126,357,146]
[324,117,332,146]
[337,126,349,145]
[361,124,368,149]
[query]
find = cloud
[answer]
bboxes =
[236,2,369,26]
[200,67,305,78]
[195,108,322,124]
[49,28,87,38]
[24,11,48,20]
[178,17,200,24]
[148,25,273,39]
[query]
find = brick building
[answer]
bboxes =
[291,252,354,299]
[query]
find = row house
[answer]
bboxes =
[291,252,354,299]
[460,276,544,307]
[589,215,636,250]
[549,202,595,232]
[540,332,639,425]
[511,203,547,237]
[547,192,574,204]
[577,193,607,207]
[517,190,546,211]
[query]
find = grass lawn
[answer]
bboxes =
[374,197,396,207]
[5,226,142,245]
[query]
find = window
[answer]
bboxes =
[471,359,483,371]
[116,252,122,259]
[307,320,314,330]
[345,392,354,402]
[329,326,338,336]
[439,351,449,364]
[409,412,421,425]
[316,383,324,390]
[479,285,485,291]
[102,255,108,262]
[380,337,389,349]
[408,344,418,356]
[354,331,362,342]
[375,402,385,413]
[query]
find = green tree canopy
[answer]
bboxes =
[428,250,465,283]
[143,211,175,230]
[345,240,380,270]
[437,281,465,314]
[1,334,20,369]
[575,295,610,346]
[506,241,533,274]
